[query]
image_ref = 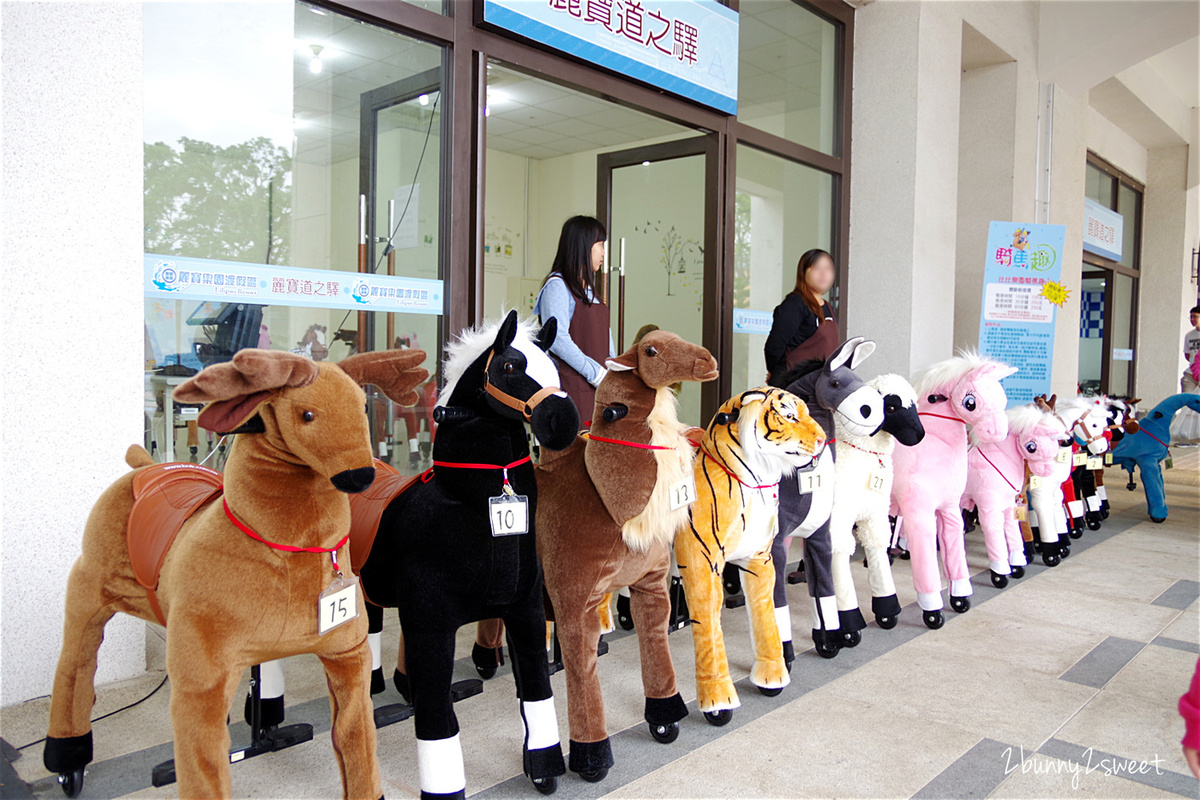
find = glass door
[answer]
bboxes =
[599,137,717,428]
[358,69,443,471]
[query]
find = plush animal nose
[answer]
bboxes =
[331,466,375,494]
[860,405,872,418]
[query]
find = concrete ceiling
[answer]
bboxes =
[1145,35,1199,109]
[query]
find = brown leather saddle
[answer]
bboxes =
[347,459,422,601]
[127,462,224,624]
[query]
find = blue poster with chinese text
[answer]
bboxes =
[978,221,1066,408]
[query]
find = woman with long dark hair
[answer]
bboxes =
[533,215,614,416]
[764,248,838,381]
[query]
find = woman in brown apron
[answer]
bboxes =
[472,216,613,676]
[764,248,840,381]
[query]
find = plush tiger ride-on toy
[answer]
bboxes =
[675,387,826,725]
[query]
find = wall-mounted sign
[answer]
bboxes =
[732,307,772,335]
[978,221,1067,407]
[1083,198,1123,262]
[1112,348,1134,362]
[482,0,738,115]
[145,253,443,315]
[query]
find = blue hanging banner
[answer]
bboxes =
[482,0,738,115]
[977,221,1067,407]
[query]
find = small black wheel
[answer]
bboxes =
[897,548,911,560]
[875,614,897,630]
[950,596,971,613]
[990,570,1009,589]
[59,769,84,798]
[1150,516,1166,524]
[1011,565,1025,579]
[1043,551,1060,567]
[815,640,839,659]
[476,664,496,679]
[842,629,862,648]
[1086,516,1102,531]
[577,768,608,783]
[1068,527,1083,540]
[923,610,944,629]
[616,595,634,630]
[722,564,742,596]
[1126,481,1136,491]
[649,721,679,743]
[704,708,733,726]
[757,685,783,697]
[1061,545,1071,558]
[532,776,558,795]
[1099,506,1110,520]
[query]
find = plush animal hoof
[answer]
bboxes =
[950,596,971,613]
[888,551,896,566]
[815,640,839,659]
[532,777,557,795]
[1011,565,1025,579]
[781,640,795,671]
[1086,516,1102,531]
[1043,551,1061,567]
[649,721,680,743]
[1099,506,1110,520]
[370,667,386,695]
[59,769,85,798]
[757,685,784,697]
[578,768,608,783]
[393,670,412,704]
[875,614,898,630]
[990,570,1009,589]
[703,709,733,726]
[1151,516,1166,524]
[841,629,862,648]
[923,611,944,629]
[471,643,503,680]
[616,594,634,630]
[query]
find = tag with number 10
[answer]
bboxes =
[489,494,529,536]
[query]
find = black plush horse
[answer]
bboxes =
[355,311,579,799]
[769,337,884,661]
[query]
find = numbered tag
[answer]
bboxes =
[318,575,360,635]
[1055,448,1071,464]
[1165,458,1174,471]
[1015,504,1027,521]
[670,473,697,510]
[797,470,823,494]
[489,494,529,536]
[866,472,886,493]
[1086,457,1103,470]
[1104,453,1113,466]
[1072,452,1088,467]
[1028,474,1042,489]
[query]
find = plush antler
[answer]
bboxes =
[175,349,320,433]
[338,349,429,406]
[1033,393,1057,414]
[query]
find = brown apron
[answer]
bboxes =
[550,293,610,424]
[783,307,840,370]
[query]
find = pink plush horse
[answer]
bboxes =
[962,404,1067,588]
[891,352,1016,629]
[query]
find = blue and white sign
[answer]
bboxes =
[145,254,443,315]
[483,0,738,115]
[977,221,1066,407]
[732,307,772,335]
[1083,198,1123,262]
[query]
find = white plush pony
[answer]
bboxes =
[827,374,925,642]
[1026,395,1076,566]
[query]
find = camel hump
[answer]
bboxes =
[125,445,155,469]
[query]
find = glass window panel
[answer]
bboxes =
[1084,163,1113,206]
[1117,182,1140,269]
[1076,275,1105,396]
[731,145,834,396]
[1109,273,1135,396]
[144,1,444,472]
[738,0,839,155]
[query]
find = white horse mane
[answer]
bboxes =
[1055,395,1107,427]
[437,314,542,408]
[1005,404,1066,440]
[913,348,1009,397]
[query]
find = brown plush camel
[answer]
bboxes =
[42,348,428,799]
[536,330,718,783]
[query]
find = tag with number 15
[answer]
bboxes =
[318,575,360,635]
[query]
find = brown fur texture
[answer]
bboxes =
[43,349,427,799]
[675,388,826,713]
[536,331,717,757]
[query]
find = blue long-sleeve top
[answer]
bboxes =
[532,275,615,386]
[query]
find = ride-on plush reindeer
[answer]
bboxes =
[42,348,428,799]
[536,330,718,783]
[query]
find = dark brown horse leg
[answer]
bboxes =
[628,551,688,729]
[555,588,613,778]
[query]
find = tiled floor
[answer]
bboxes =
[3,451,1198,799]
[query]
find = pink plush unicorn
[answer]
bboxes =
[891,352,1016,629]
[962,404,1068,588]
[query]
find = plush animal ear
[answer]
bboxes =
[174,349,319,433]
[981,361,1019,381]
[339,349,429,406]
[491,310,520,355]
[605,355,637,372]
[826,337,862,372]
[535,316,558,352]
[849,339,876,370]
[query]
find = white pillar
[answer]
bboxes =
[1,2,147,706]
